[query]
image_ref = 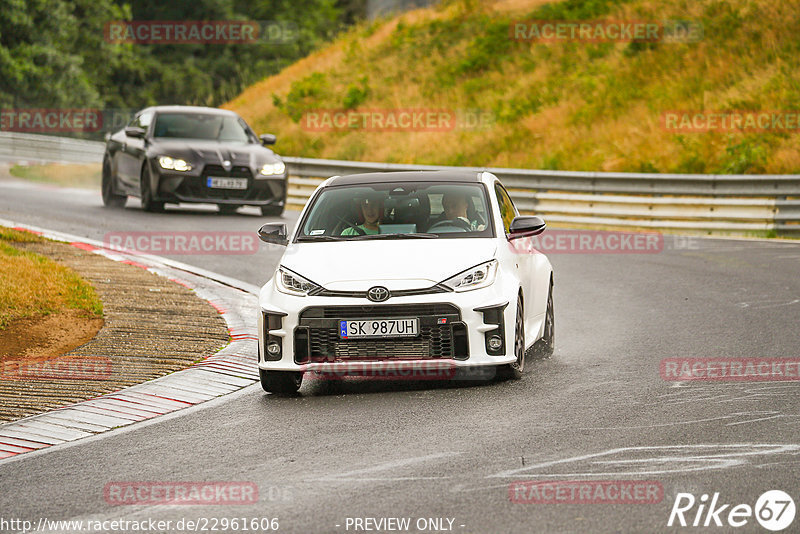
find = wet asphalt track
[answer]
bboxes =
[1,173,799,533]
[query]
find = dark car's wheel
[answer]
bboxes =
[530,278,555,359]
[218,205,241,215]
[101,158,126,208]
[261,205,284,217]
[498,296,525,380]
[140,165,164,213]
[260,369,302,396]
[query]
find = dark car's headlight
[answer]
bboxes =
[275,267,320,296]
[441,260,498,292]
[258,161,286,176]
[158,156,192,172]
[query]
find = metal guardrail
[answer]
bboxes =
[283,156,800,197]
[0,132,105,164]
[283,156,800,235]
[0,134,797,235]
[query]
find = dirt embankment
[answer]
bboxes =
[0,239,230,423]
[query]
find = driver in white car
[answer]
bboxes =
[440,191,484,231]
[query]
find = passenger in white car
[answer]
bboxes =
[341,195,385,235]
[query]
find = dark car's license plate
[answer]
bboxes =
[207,177,248,189]
[339,318,419,339]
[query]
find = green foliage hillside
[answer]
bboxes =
[227,0,800,174]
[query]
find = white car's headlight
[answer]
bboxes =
[157,156,192,171]
[259,161,286,176]
[275,267,320,296]
[441,260,498,292]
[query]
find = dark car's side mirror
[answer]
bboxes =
[258,223,288,245]
[124,126,146,139]
[508,216,546,240]
[259,133,277,145]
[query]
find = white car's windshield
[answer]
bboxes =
[298,182,494,240]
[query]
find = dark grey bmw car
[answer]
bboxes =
[102,105,287,215]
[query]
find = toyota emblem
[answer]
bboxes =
[367,286,390,302]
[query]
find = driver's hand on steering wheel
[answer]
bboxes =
[429,217,473,232]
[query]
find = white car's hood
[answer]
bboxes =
[279,239,497,291]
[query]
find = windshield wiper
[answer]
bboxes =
[350,233,439,240]
[296,235,343,242]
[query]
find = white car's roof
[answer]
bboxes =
[324,170,484,187]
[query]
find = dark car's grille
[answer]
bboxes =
[172,165,254,200]
[294,304,469,363]
[203,164,252,178]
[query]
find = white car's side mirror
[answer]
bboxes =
[258,223,288,245]
[508,216,546,240]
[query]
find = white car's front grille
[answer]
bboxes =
[294,304,468,363]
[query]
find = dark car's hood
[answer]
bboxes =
[147,139,280,169]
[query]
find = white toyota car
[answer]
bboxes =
[256,170,554,394]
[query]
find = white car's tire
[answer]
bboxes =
[530,278,554,359]
[499,296,525,380]
[260,369,302,395]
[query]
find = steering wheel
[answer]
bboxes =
[334,214,366,235]
[429,218,472,232]
[472,211,487,228]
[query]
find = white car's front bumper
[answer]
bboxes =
[257,277,538,374]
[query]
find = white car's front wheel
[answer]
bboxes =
[499,296,525,380]
[531,279,555,359]
[260,369,303,396]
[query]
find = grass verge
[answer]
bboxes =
[9,163,102,189]
[0,227,103,330]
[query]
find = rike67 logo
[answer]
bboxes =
[668,490,795,531]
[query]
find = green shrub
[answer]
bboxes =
[280,73,329,122]
[530,0,632,21]
[343,77,370,108]
[719,137,767,174]
[456,18,514,75]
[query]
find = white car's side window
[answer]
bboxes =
[494,183,517,234]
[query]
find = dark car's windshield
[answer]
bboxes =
[152,113,252,142]
[298,182,494,241]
